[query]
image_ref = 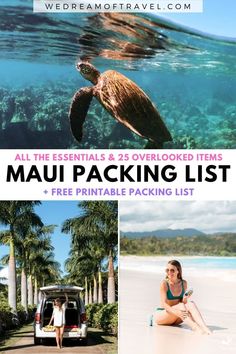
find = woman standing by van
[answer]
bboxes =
[49,293,68,349]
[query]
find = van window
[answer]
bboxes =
[67,301,78,310]
[43,301,54,326]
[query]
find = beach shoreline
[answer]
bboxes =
[120,255,236,283]
[119,258,236,354]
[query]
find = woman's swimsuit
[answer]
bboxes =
[156,280,185,312]
[166,280,185,300]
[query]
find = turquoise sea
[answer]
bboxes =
[0,1,236,148]
[120,256,236,282]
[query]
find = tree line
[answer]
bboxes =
[120,233,236,256]
[0,201,118,316]
[62,201,118,305]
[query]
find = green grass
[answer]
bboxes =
[89,327,117,354]
[0,322,33,353]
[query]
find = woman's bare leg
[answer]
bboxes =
[185,301,212,334]
[59,326,65,348]
[171,303,203,333]
[155,303,204,333]
[55,327,60,348]
[154,310,180,325]
[155,302,199,329]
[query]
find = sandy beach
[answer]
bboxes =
[119,256,236,354]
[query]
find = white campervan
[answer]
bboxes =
[34,285,88,345]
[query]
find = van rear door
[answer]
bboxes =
[39,285,84,298]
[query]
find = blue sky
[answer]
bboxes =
[160,0,236,38]
[0,201,81,276]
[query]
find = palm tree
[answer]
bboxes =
[98,271,103,304]
[27,250,61,306]
[33,251,61,290]
[77,201,117,303]
[16,223,55,310]
[62,201,118,303]
[65,246,103,304]
[0,201,42,312]
[64,250,92,292]
[84,276,89,305]
[83,201,118,303]
[1,225,57,311]
[31,251,61,306]
[24,226,56,306]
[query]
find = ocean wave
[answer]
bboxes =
[120,256,236,282]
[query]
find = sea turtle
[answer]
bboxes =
[69,62,172,147]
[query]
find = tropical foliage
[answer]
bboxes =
[0,301,35,334]
[62,201,118,304]
[86,303,118,335]
[0,200,118,338]
[120,233,236,256]
[0,201,61,316]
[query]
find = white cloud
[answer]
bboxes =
[0,266,8,284]
[119,201,236,233]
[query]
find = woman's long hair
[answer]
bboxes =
[166,260,183,280]
[55,298,62,311]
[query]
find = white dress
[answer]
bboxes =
[53,303,67,327]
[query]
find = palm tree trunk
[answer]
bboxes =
[8,238,17,313]
[21,268,28,312]
[38,290,42,303]
[34,277,38,305]
[107,252,115,303]
[28,275,33,306]
[89,283,92,304]
[98,271,103,303]
[84,277,88,305]
[93,274,98,303]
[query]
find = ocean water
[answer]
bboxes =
[120,256,236,282]
[0,0,236,149]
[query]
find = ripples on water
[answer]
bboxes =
[0,0,236,148]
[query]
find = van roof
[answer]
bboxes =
[39,285,84,293]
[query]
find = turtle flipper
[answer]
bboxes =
[69,87,93,142]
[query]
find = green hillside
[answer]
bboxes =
[120,233,236,256]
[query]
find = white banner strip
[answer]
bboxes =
[33,0,203,13]
[0,149,235,201]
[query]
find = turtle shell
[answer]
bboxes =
[94,70,172,143]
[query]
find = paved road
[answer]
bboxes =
[1,330,105,354]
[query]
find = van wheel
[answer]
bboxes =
[34,336,41,345]
[79,338,88,346]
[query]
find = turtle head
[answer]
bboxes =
[77,62,100,84]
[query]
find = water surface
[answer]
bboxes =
[120,255,236,282]
[1,0,236,148]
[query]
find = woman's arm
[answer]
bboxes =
[182,280,188,304]
[160,281,188,320]
[63,293,68,307]
[48,312,54,326]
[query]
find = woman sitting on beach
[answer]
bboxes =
[48,293,68,348]
[154,260,211,334]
